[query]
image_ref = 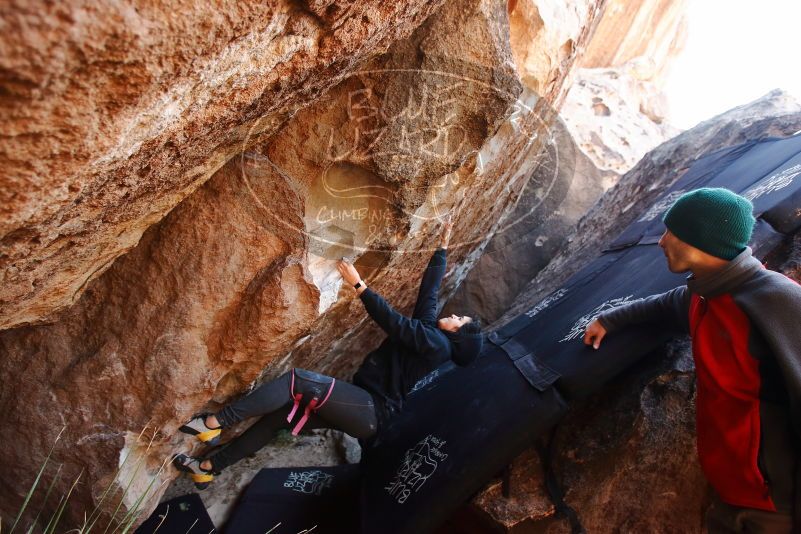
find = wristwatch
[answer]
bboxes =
[354,281,362,289]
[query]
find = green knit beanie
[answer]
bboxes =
[662,188,755,260]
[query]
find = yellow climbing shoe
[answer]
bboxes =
[172,454,215,490]
[178,414,222,445]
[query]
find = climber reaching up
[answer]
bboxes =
[173,215,484,489]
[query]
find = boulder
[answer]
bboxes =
[579,0,689,87]
[0,0,606,528]
[0,0,447,330]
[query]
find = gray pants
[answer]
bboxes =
[706,494,793,534]
[210,369,378,471]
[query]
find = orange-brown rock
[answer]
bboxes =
[580,0,689,86]
[0,0,447,331]
[507,0,603,98]
[0,0,609,529]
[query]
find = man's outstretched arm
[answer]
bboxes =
[584,286,690,349]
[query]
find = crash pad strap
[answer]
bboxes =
[537,427,586,534]
[488,333,560,391]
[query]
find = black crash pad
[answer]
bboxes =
[135,493,215,534]
[224,464,360,533]
[358,134,798,533]
[360,348,567,534]
[608,133,801,250]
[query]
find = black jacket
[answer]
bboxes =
[353,248,474,427]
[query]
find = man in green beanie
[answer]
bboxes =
[584,187,801,533]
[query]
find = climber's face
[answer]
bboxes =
[438,314,472,332]
[658,229,706,273]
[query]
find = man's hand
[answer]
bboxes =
[584,319,607,350]
[337,259,364,292]
[439,215,453,249]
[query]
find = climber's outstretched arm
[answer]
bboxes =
[336,259,437,353]
[411,217,452,322]
[336,217,452,352]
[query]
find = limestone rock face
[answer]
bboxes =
[442,114,602,325]
[561,64,680,175]
[580,0,689,86]
[0,0,607,528]
[472,90,801,531]
[560,0,688,188]
[508,0,602,98]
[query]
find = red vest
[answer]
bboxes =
[690,292,775,511]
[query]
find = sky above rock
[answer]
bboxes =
[665,0,801,129]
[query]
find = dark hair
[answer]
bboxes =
[458,318,482,334]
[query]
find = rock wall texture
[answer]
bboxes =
[562,0,688,188]
[507,0,602,97]
[0,0,448,330]
[562,64,680,176]
[0,0,608,529]
[442,115,603,324]
[469,90,801,532]
[580,0,689,86]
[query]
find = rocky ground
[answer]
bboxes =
[163,429,359,527]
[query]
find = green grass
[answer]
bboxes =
[2,424,171,534]
[3,424,322,534]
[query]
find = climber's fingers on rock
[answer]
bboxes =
[336,259,361,285]
[336,259,350,272]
